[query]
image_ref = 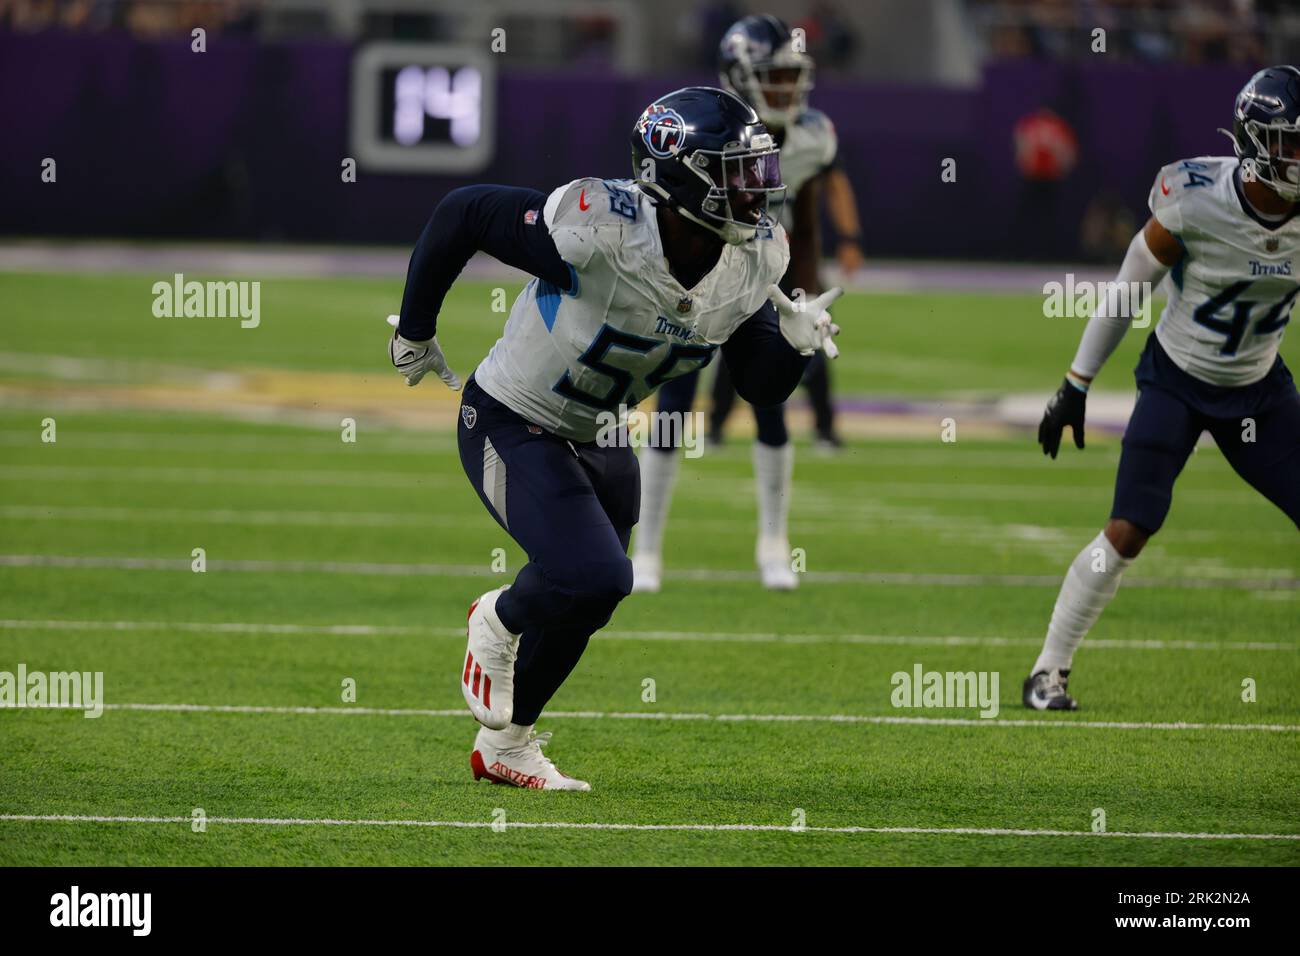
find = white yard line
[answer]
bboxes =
[1,554,1295,589]
[16,701,1299,732]
[8,503,1291,545]
[0,813,1294,841]
[0,505,484,530]
[0,429,455,454]
[1,618,1294,651]
[0,463,1267,505]
[0,464,458,489]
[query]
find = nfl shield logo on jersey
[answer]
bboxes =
[677,296,693,314]
[1266,237,1280,252]
[461,404,477,429]
[524,209,539,225]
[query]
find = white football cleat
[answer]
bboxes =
[461,586,520,730]
[757,536,797,590]
[470,724,591,791]
[631,553,662,593]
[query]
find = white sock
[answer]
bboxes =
[1033,531,1133,674]
[634,449,680,558]
[752,441,794,550]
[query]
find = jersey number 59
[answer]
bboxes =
[552,324,716,410]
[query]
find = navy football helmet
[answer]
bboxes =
[1225,65,1300,201]
[630,86,785,245]
[717,14,814,130]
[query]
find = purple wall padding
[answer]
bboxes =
[0,30,1257,258]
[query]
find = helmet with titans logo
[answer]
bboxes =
[630,86,786,245]
[1226,65,1300,202]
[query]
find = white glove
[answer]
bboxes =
[386,314,461,390]
[768,285,843,358]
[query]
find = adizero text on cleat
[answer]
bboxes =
[470,725,591,791]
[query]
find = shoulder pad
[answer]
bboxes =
[546,178,643,228]
[544,178,646,269]
[1147,157,1228,236]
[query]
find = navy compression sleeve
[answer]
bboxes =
[397,185,574,341]
[720,300,811,408]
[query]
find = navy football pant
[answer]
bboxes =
[1111,340,1300,535]
[656,362,788,449]
[457,376,638,725]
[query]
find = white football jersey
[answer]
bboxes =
[771,108,838,231]
[473,178,790,441]
[1149,156,1300,387]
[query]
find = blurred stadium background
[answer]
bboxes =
[4,0,1300,260]
[1,2,1297,867]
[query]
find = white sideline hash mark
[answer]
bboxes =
[23,701,1300,732]
[1,618,1295,652]
[0,814,1295,841]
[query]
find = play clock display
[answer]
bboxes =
[350,43,496,173]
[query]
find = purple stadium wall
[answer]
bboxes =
[0,30,1259,260]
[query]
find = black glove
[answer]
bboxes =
[1038,377,1087,459]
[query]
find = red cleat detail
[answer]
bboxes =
[463,651,474,686]
[472,662,482,697]
[483,674,492,708]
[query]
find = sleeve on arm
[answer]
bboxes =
[397,185,575,341]
[720,300,812,407]
[1069,228,1172,379]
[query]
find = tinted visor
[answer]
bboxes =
[713,148,783,226]
[722,149,780,192]
[716,149,783,192]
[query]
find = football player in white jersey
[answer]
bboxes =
[633,14,850,593]
[386,87,841,787]
[1026,66,1300,710]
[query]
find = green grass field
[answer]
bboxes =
[0,268,1296,866]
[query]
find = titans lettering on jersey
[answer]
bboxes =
[473,178,790,441]
[1149,156,1300,387]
